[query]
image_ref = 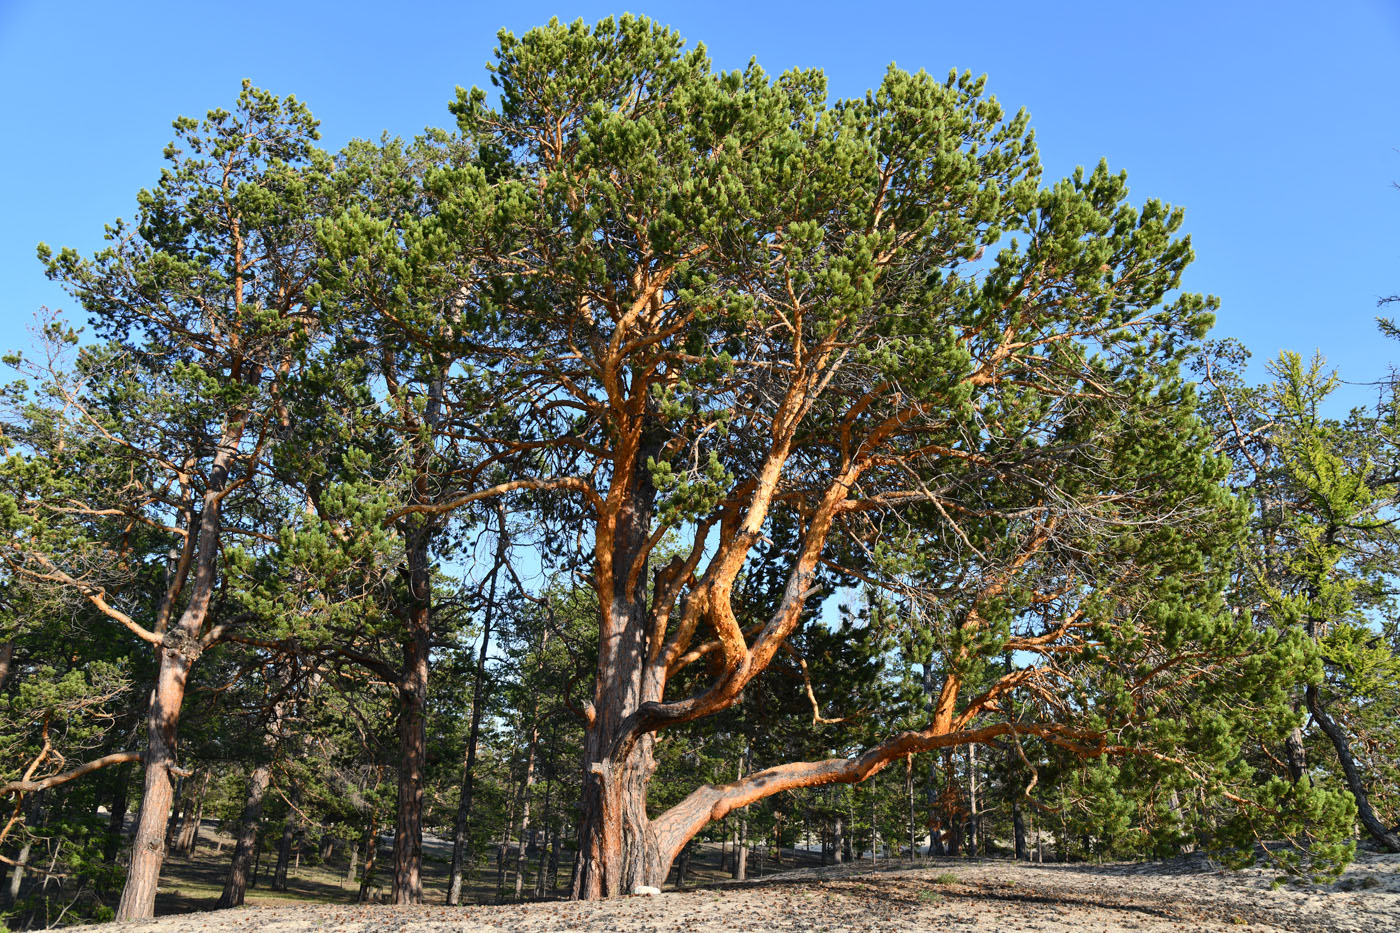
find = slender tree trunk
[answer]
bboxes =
[967,745,979,857]
[496,776,517,900]
[6,841,30,905]
[345,834,359,884]
[832,813,844,865]
[513,710,540,900]
[175,771,208,856]
[1306,684,1400,852]
[534,723,558,899]
[0,641,12,692]
[165,775,187,851]
[104,763,132,865]
[547,820,561,893]
[1012,798,1027,861]
[674,839,693,888]
[357,817,379,903]
[906,756,917,859]
[272,783,301,891]
[923,665,946,857]
[732,747,749,880]
[447,506,508,905]
[217,764,271,909]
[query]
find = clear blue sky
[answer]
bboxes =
[3,0,1398,391]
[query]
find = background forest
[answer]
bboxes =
[0,14,1398,930]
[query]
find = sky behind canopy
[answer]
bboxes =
[2,0,1398,395]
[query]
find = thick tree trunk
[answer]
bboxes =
[447,508,507,905]
[1306,684,1400,852]
[116,641,197,919]
[576,722,665,896]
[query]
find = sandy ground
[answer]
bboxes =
[111,851,1400,933]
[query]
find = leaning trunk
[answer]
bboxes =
[218,764,272,909]
[116,415,243,920]
[1306,684,1400,852]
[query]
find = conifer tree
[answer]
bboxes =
[1,82,330,919]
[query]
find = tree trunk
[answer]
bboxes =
[217,764,271,909]
[447,507,507,905]
[674,840,693,888]
[496,776,517,900]
[391,533,431,905]
[116,640,198,919]
[534,723,558,899]
[1306,684,1400,852]
[345,835,359,884]
[967,745,979,857]
[732,748,749,880]
[357,817,379,903]
[165,774,187,851]
[906,756,917,858]
[6,841,30,905]
[175,771,208,856]
[513,712,540,900]
[547,821,561,893]
[832,814,844,865]
[104,763,132,864]
[1284,723,1307,783]
[1012,798,1028,861]
[116,414,244,921]
[272,783,301,891]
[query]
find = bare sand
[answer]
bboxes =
[111,851,1400,933]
